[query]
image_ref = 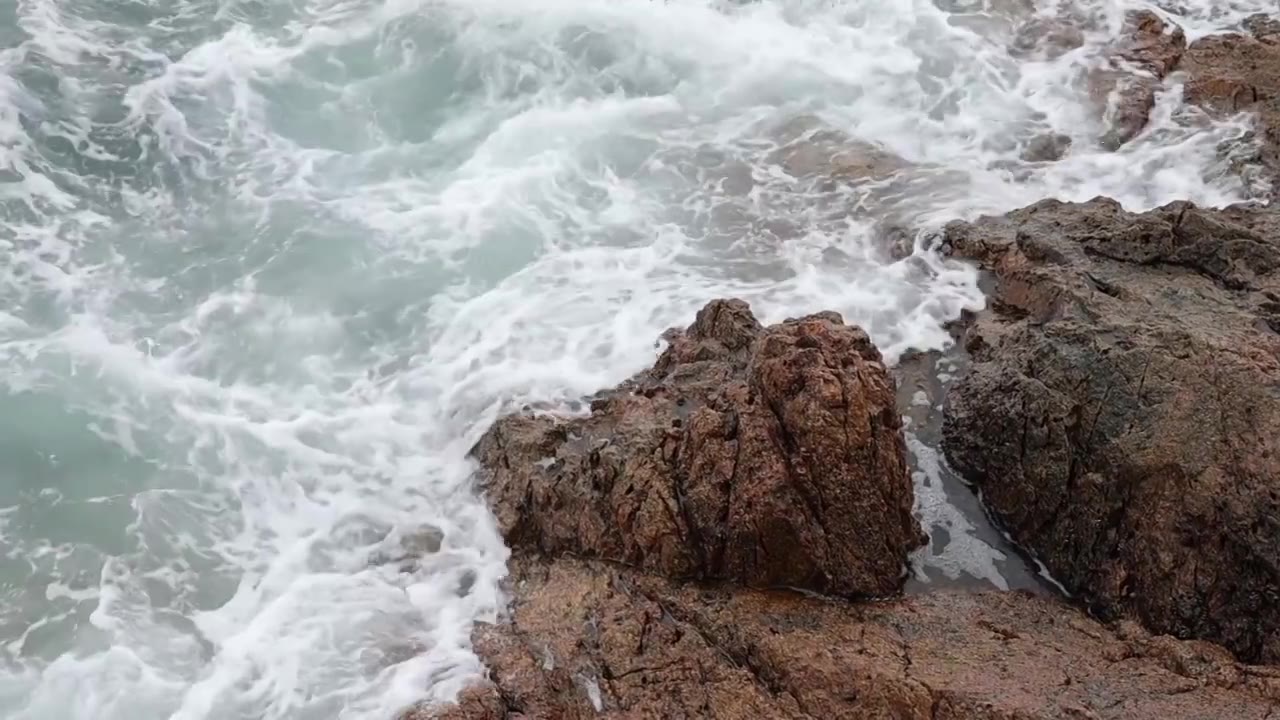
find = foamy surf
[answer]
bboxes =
[0,0,1273,718]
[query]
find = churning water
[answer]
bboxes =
[0,0,1273,718]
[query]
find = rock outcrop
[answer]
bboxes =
[409,556,1280,719]
[472,299,922,598]
[1090,10,1187,149]
[1086,9,1280,185]
[942,198,1280,663]
[1179,13,1280,189]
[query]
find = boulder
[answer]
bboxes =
[472,299,922,598]
[942,198,1280,662]
[1181,16,1280,112]
[406,556,1280,719]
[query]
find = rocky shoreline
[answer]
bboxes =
[403,10,1280,720]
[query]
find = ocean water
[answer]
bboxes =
[0,0,1273,718]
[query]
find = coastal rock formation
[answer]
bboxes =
[942,198,1280,662]
[1090,9,1280,185]
[1090,10,1187,149]
[472,299,922,598]
[1179,13,1280,188]
[412,557,1280,719]
[404,290,1280,719]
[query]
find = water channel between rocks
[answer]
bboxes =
[896,340,1061,595]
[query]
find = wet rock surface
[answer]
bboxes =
[1090,10,1187,150]
[1178,13,1280,190]
[1020,132,1073,163]
[404,284,1280,719]
[769,115,909,188]
[408,556,1280,719]
[409,7,1280,717]
[942,198,1280,663]
[472,299,922,598]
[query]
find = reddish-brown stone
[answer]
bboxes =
[472,299,922,599]
[405,557,1280,719]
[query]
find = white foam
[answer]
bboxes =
[906,431,1011,591]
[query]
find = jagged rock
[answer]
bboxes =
[472,299,922,598]
[1245,13,1280,45]
[1089,10,1187,149]
[1178,13,1280,189]
[402,288,1280,720]
[405,556,1280,719]
[942,198,1280,662]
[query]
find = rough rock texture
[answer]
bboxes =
[1178,13,1280,188]
[407,556,1280,720]
[942,198,1280,662]
[472,299,922,598]
[1090,10,1187,149]
[402,291,1280,720]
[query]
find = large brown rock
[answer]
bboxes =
[406,556,1280,719]
[942,198,1280,662]
[472,299,922,598]
[403,294,1280,720]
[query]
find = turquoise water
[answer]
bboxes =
[0,0,1268,718]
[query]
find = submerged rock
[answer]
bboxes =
[943,198,1280,662]
[768,115,909,187]
[1020,132,1073,162]
[472,299,922,598]
[409,556,1280,719]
